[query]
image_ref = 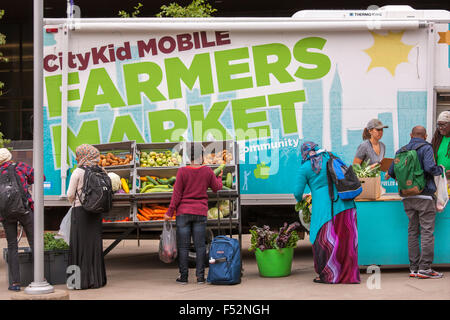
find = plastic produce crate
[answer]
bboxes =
[44,249,70,285]
[92,141,136,169]
[3,247,70,286]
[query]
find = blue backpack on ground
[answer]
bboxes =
[207,236,241,285]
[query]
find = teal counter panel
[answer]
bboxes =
[356,200,450,266]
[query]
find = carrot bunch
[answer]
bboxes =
[137,204,175,221]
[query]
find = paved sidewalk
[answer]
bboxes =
[0,235,449,300]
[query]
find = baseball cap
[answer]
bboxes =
[366,119,389,130]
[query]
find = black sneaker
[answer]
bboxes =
[197,278,206,284]
[176,277,188,285]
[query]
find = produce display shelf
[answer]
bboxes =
[93,141,136,169]
[136,166,181,170]
[133,192,174,200]
[135,142,184,168]
[208,190,239,198]
[112,194,133,201]
[99,140,241,259]
[102,221,135,226]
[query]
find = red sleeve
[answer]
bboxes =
[18,162,34,185]
[166,169,184,218]
[209,168,223,193]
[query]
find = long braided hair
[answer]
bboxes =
[431,129,450,160]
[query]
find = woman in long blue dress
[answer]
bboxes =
[294,142,360,284]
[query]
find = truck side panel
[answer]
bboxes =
[43,25,436,198]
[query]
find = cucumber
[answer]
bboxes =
[222,185,231,190]
[146,187,173,193]
[140,184,153,193]
[226,172,233,188]
[157,178,170,185]
[214,164,226,177]
[167,176,176,185]
[146,176,159,185]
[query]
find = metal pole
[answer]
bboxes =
[25,0,54,295]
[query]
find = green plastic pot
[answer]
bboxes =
[255,247,294,277]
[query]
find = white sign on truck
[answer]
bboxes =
[42,6,450,205]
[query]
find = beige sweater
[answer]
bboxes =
[67,167,85,207]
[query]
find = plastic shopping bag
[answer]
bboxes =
[434,169,448,212]
[159,221,177,263]
[57,207,72,245]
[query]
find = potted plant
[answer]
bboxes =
[249,222,300,277]
[295,194,311,232]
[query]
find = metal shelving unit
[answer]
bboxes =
[98,140,241,257]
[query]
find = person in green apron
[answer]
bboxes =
[432,111,450,177]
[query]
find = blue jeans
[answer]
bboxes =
[176,214,207,280]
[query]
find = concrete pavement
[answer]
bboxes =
[0,235,449,300]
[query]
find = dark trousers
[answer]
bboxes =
[2,212,34,285]
[176,214,207,280]
[402,198,436,271]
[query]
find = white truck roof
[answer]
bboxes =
[292,5,450,22]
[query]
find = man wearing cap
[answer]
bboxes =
[354,118,389,167]
[0,148,35,291]
[432,111,450,176]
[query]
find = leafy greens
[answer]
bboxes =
[249,222,300,252]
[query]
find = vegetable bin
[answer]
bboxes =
[255,248,293,277]
[3,247,69,286]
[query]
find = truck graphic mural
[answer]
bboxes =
[42,8,450,202]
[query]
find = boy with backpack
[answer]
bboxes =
[387,126,444,279]
[0,148,35,291]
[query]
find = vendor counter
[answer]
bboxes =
[356,194,450,266]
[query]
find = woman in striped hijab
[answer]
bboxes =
[294,142,360,284]
[67,144,107,289]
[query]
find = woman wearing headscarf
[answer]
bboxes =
[67,144,107,289]
[294,142,360,284]
[432,111,450,177]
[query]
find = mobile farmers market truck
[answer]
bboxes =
[41,6,450,264]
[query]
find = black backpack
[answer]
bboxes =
[76,166,113,214]
[0,163,31,221]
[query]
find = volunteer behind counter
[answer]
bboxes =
[353,119,388,167]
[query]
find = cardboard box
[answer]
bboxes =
[356,176,381,200]
[379,158,394,172]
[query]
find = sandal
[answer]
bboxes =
[313,277,325,284]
